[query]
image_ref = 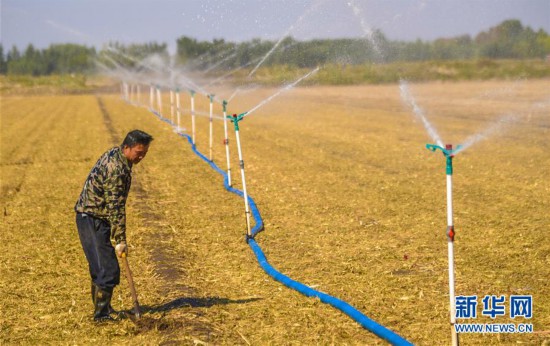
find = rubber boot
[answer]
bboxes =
[92,282,117,315]
[93,286,115,322]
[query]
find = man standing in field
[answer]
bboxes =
[74,129,153,321]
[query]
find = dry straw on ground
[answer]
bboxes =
[1,79,549,344]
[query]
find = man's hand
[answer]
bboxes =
[115,241,128,258]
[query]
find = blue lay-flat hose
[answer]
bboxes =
[149,110,413,345]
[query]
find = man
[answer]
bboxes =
[75,129,153,321]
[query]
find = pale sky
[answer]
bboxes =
[1,0,549,53]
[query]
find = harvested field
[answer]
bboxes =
[1,79,549,345]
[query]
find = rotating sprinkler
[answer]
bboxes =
[426,143,462,346]
[190,90,196,145]
[208,94,215,161]
[228,112,252,238]
[222,100,233,187]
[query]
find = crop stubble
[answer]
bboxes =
[1,79,549,344]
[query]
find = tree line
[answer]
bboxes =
[1,19,549,76]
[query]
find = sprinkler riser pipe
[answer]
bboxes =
[176,91,181,133]
[191,94,196,145]
[446,173,458,346]
[235,129,252,236]
[137,85,141,105]
[426,143,459,346]
[156,87,162,117]
[209,96,214,161]
[170,90,175,124]
[222,101,232,187]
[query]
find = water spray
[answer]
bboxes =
[247,1,319,77]
[208,94,215,161]
[426,143,462,346]
[454,114,516,155]
[136,84,141,106]
[245,67,319,118]
[222,100,232,187]
[347,0,383,57]
[400,80,444,147]
[228,112,252,237]
[203,51,238,73]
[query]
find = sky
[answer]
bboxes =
[1,0,549,54]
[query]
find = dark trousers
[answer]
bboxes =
[76,213,120,290]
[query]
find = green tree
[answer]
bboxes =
[0,44,7,74]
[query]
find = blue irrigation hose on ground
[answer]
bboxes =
[150,110,413,345]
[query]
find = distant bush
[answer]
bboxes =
[232,59,550,86]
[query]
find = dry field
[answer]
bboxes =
[1,79,549,345]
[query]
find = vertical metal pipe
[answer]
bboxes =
[209,94,214,161]
[156,86,162,117]
[447,176,459,346]
[190,90,196,145]
[222,100,232,187]
[170,89,175,124]
[176,88,181,133]
[234,123,251,236]
[426,143,459,346]
[445,144,458,346]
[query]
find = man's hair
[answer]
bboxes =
[122,130,153,148]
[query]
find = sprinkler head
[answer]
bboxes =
[446,144,455,158]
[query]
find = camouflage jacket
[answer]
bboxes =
[75,146,132,243]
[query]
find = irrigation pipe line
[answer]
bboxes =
[144,106,412,346]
